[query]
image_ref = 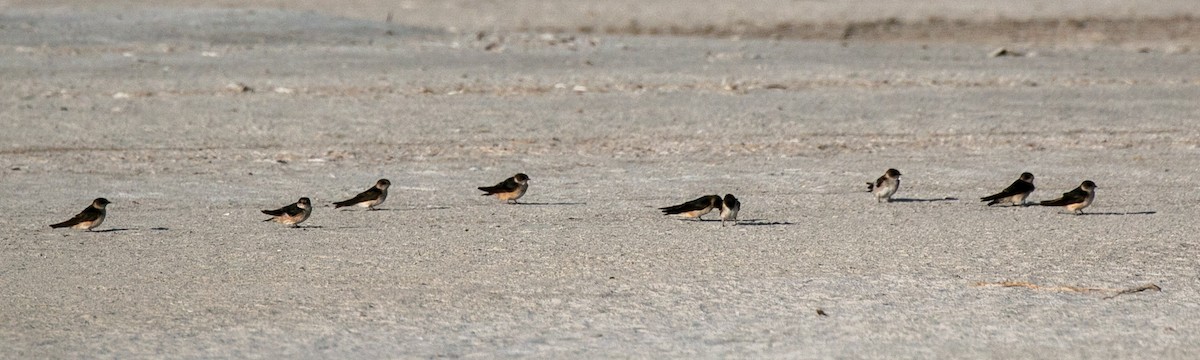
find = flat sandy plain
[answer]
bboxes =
[2,1,1200,358]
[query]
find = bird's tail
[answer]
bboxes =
[1039,199,1065,206]
[866,182,875,192]
[49,222,70,228]
[659,205,686,215]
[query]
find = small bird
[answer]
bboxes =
[1039,180,1097,215]
[659,195,722,220]
[333,179,391,210]
[720,194,740,227]
[478,173,530,204]
[262,197,312,227]
[981,172,1036,206]
[50,198,111,231]
[867,168,902,203]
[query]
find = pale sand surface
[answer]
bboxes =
[2,3,1200,358]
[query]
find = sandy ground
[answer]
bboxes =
[2,3,1200,358]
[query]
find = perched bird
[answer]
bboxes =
[659,195,722,220]
[1039,180,1097,215]
[867,168,902,203]
[262,197,312,227]
[478,173,530,204]
[333,179,391,210]
[50,198,111,231]
[981,172,1036,206]
[720,194,740,227]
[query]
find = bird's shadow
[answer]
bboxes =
[890,197,959,203]
[92,228,136,233]
[515,202,587,206]
[736,219,797,226]
[362,206,451,212]
[1077,211,1157,216]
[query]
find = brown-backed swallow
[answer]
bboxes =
[1039,180,1096,215]
[333,179,390,210]
[866,168,902,203]
[50,198,111,231]
[720,194,740,227]
[981,172,1036,206]
[660,195,722,220]
[478,173,529,204]
[262,197,312,227]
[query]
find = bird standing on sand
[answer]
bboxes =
[981,172,1036,206]
[660,195,722,220]
[478,173,530,204]
[50,198,111,231]
[262,197,312,227]
[720,194,740,227]
[1039,180,1097,215]
[333,179,390,210]
[867,169,902,203]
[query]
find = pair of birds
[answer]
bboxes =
[979,172,1098,214]
[867,169,1098,214]
[659,194,741,226]
[259,173,531,227]
[258,178,393,227]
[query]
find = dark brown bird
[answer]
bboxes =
[50,198,111,231]
[660,195,722,220]
[333,179,390,210]
[478,173,530,204]
[262,197,312,227]
[981,172,1036,206]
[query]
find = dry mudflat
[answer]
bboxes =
[1,3,1200,358]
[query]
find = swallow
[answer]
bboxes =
[478,173,529,204]
[866,168,902,203]
[262,197,312,227]
[980,172,1036,206]
[659,195,722,220]
[333,179,390,210]
[720,194,740,227]
[49,198,111,231]
[1039,180,1097,215]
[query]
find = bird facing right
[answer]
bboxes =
[1039,180,1097,215]
[660,195,722,220]
[50,198,111,231]
[333,178,391,210]
[262,197,313,227]
[478,173,530,204]
[981,172,1036,206]
[867,168,902,203]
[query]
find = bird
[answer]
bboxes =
[659,195,722,220]
[262,197,312,227]
[867,168,902,203]
[720,194,740,227]
[980,172,1036,206]
[49,198,111,231]
[1039,180,1097,215]
[333,179,391,210]
[478,173,530,204]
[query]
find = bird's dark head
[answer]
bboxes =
[376,179,392,189]
[723,194,739,205]
[514,173,530,183]
[1020,172,1035,181]
[93,198,111,207]
[1081,180,1097,190]
[886,169,902,178]
[298,197,312,207]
